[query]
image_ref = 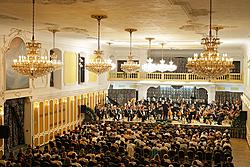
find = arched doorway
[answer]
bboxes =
[50,48,62,88]
[5,37,29,90]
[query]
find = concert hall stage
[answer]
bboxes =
[156,120,231,128]
[101,118,245,139]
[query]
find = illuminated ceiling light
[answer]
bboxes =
[85,15,113,74]
[107,42,116,71]
[121,28,140,73]
[142,37,157,73]
[186,0,234,80]
[12,0,62,79]
[157,43,169,72]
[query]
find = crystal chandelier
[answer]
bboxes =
[142,38,157,73]
[168,60,177,72]
[85,15,113,74]
[186,0,234,80]
[167,48,177,72]
[157,43,169,72]
[121,28,140,73]
[107,42,116,71]
[12,0,62,79]
[48,28,60,60]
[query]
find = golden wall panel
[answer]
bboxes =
[54,102,58,127]
[74,97,77,122]
[34,104,39,135]
[90,93,94,109]
[0,150,3,157]
[45,134,48,143]
[0,140,3,147]
[63,99,66,124]
[34,138,38,146]
[70,99,73,123]
[50,133,54,141]
[58,99,62,126]
[67,97,70,124]
[64,52,77,85]
[32,90,106,146]
[88,55,97,82]
[40,136,43,144]
[49,100,53,129]
[45,102,49,131]
[39,102,44,133]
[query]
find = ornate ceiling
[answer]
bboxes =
[0,0,249,48]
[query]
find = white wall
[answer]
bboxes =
[241,42,250,145]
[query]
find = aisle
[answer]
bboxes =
[231,138,250,167]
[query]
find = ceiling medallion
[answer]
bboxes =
[186,0,234,80]
[142,38,157,73]
[121,28,140,73]
[85,15,113,74]
[12,0,62,79]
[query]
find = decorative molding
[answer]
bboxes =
[179,21,207,34]
[168,0,208,20]
[0,91,5,101]
[241,94,250,110]
[37,0,95,5]
[1,28,29,53]
[43,22,59,27]
[4,88,32,100]
[0,14,23,21]
[61,27,88,34]
[169,0,237,35]
[31,84,109,101]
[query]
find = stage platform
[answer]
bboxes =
[157,120,232,128]
[101,117,231,127]
[97,118,245,139]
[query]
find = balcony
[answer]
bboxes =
[108,72,242,83]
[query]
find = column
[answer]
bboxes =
[0,99,5,157]
[137,85,150,100]
[24,97,32,146]
[207,85,216,103]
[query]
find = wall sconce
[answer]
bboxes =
[63,97,67,103]
[54,99,59,105]
[45,100,49,106]
[34,102,39,109]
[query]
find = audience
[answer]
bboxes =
[1,122,234,167]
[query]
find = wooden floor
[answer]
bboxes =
[231,138,250,167]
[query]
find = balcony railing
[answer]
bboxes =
[108,72,242,83]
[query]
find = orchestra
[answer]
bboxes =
[93,97,241,125]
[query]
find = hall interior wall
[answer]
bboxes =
[0,31,110,156]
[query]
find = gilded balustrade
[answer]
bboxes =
[108,72,242,83]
